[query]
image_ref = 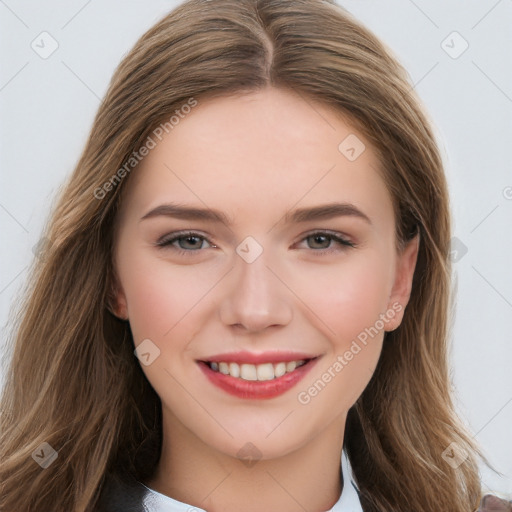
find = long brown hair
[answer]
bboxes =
[0,1,497,510]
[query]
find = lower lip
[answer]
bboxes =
[197,359,318,400]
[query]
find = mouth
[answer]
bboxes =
[202,359,310,381]
[196,353,320,399]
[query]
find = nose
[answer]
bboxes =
[218,247,293,333]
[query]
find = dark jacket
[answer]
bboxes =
[95,473,149,512]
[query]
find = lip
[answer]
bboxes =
[197,354,320,400]
[200,350,319,365]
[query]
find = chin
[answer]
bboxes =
[203,419,314,462]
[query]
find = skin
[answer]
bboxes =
[112,86,419,512]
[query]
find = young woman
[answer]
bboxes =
[0,0,508,511]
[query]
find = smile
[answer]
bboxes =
[197,352,320,399]
[206,360,308,381]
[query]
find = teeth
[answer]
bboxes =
[274,362,286,378]
[207,359,308,381]
[240,364,257,380]
[286,361,296,372]
[256,363,274,381]
[229,362,240,378]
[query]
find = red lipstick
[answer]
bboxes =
[202,351,317,365]
[197,351,320,400]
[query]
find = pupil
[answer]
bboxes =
[182,236,200,249]
[311,235,329,248]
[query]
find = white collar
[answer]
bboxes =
[329,449,363,511]
[141,449,363,511]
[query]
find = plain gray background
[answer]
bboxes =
[1,0,511,498]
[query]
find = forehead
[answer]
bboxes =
[119,87,394,229]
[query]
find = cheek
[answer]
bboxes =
[119,251,216,344]
[291,251,394,344]
[118,253,217,405]
[290,252,393,406]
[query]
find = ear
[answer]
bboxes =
[385,233,420,331]
[107,272,129,321]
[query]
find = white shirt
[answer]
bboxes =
[140,448,363,512]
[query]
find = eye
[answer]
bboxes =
[155,230,356,256]
[296,231,356,253]
[156,231,215,253]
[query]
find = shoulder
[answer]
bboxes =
[477,494,512,511]
[95,472,149,512]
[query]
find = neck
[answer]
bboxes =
[145,408,347,512]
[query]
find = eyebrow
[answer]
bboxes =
[283,203,371,225]
[140,202,371,225]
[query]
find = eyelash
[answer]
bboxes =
[155,230,356,256]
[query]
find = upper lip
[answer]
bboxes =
[199,351,320,365]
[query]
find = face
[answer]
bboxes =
[113,87,418,461]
